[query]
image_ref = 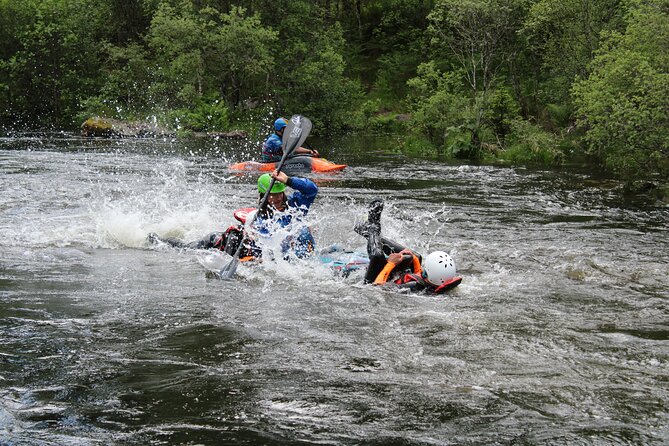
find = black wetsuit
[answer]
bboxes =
[362,227,421,284]
[148,228,259,258]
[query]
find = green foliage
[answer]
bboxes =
[145,2,206,106]
[426,0,528,159]
[444,125,476,158]
[366,0,431,103]
[98,42,152,112]
[544,103,573,129]
[358,99,382,124]
[406,61,491,158]
[213,6,278,106]
[368,114,405,134]
[487,88,522,141]
[400,134,439,157]
[429,0,527,88]
[278,23,363,133]
[0,0,664,181]
[572,0,669,180]
[374,51,422,105]
[500,119,563,165]
[170,94,229,132]
[1,0,112,125]
[522,0,624,106]
[98,3,277,113]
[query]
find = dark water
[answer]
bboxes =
[0,133,667,445]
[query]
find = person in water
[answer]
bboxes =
[148,170,318,260]
[252,170,318,258]
[262,117,319,162]
[354,199,462,294]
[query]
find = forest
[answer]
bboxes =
[0,0,667,182]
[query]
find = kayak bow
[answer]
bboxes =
[229,155,346,174]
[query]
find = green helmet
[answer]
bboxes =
[258,173,286,194]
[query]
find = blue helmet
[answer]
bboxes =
[274,117,287,132]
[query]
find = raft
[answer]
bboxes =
[229,155,347,174]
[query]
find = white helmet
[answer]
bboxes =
[422,251,456,286]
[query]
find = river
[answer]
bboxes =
[0,133,667,445]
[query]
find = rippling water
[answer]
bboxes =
[0,133,667,445]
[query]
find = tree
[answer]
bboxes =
[141,3,277,108]
[405,61,470,154]
[572,0,669,180]
[213,6,278,107]
[427,0,528,158]
[368,0,433,104]
[3,0,112,125]
[522,0,624,107]
[279,23,363,132]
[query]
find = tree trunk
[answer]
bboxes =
[354,0,363,39]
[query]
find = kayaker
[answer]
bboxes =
[148,170,318,260]
[262,117,319,162]
[253,170,318,258]
[354,199,462,294]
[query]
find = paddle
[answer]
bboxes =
[218,115,312,280]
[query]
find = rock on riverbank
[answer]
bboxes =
[80,117,247,139]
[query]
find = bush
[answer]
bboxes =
[571,1,669,180]
[499,119,563,165]
[368,113,404,134]
[487,87,521,141]
[350,99,382,130]
[170,95,229,132]
[400,135,436,156]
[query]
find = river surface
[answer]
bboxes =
[0,133,667,445]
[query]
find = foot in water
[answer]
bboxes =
[368,198,383,227]
[354,198,384,237]
[147,232,187,249]
[354,199,384,258]
[366,199,383,257]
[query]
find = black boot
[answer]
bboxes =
[365,199,384,257]
[368,198,383,227]
[354,199,384,238]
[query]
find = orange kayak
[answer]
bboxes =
[229,155,347,174]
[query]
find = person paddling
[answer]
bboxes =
[148,170,318,260]
[262,117,319,162]
[252,170,318,258]
[354,199,462,294]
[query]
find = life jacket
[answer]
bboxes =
[375,252,462,294]
[253,177,318,258]
[374,253,422,285]
[217,225,260,261]
[394,272,462,294]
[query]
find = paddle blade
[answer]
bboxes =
[295,116,312,149]
[281,115,312,158]
[218,255,240,280]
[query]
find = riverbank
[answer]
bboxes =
[80,116,248,140]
